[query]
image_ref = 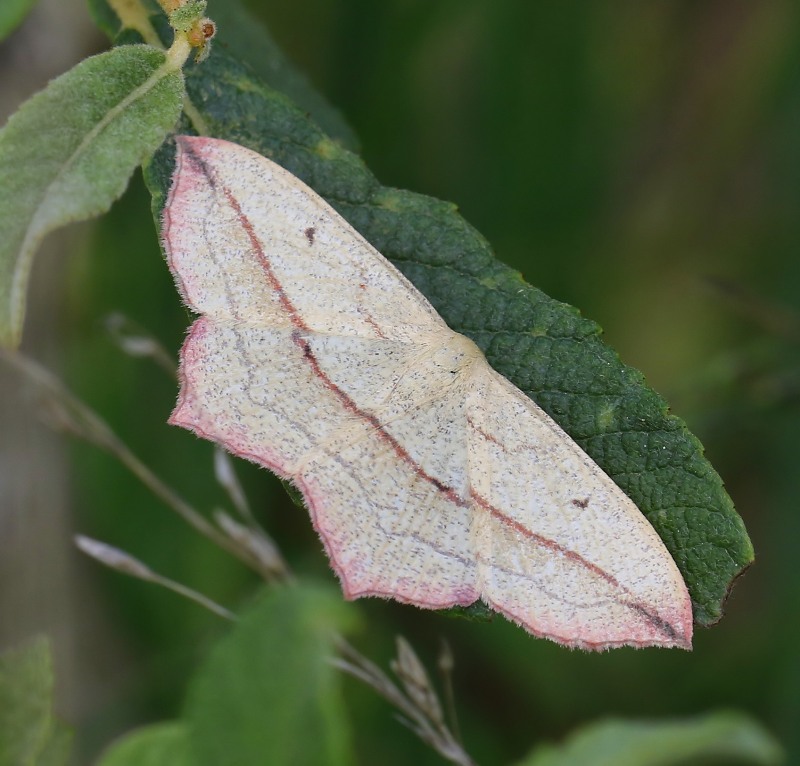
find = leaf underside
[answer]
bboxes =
[0,43,184,347]
[133,5,751,627]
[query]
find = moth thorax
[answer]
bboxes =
[430,333,483,377]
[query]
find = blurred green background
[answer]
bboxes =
[4,1,800,764]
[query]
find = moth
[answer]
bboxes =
[162,136,692,650]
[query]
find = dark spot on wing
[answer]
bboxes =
[305,227,316,244]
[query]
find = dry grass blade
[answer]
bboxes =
[0,349,268,578]
[211,446,293,581]
[214,446,253,521]
[104,312,178,375]
[392,636,444,726]
[438,639,462,745]
[75,535,236,620]
[214,510,292,583]
[333,635,477,766]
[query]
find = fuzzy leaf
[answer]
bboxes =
[184,586,357,766]
[0,44,184,347]
[515,712,784,766]
[96,723,191,766]
[0,637,72,766]
[142,20,752,626]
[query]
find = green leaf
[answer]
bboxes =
[0,637,52,765]
[185,585,357,766]
[0,636,72,766]
[142,37,752,627]
[96,723,192,766]
[0,43,184,348]
[515,711,784,766]
[0,0,37,41]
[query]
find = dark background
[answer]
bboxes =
[2,1,799,763]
